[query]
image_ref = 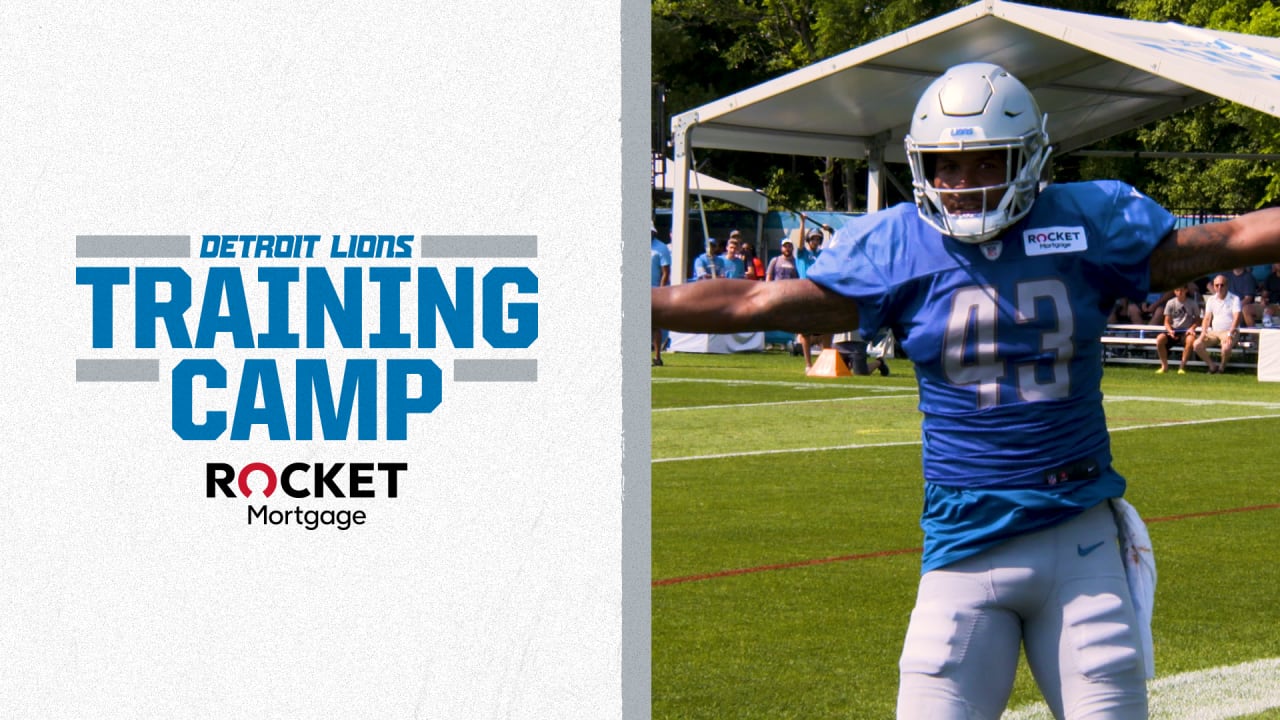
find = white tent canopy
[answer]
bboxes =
[666,0,1280,282]
[652,156,768,214]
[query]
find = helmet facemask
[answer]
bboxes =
[904,63,1052,244]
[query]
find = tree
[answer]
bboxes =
[651,0,1280,214]
[653,0,970,212]
[1094,0,1280,210]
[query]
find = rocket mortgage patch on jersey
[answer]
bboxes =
[1023,226,1088,256]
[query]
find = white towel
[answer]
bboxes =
[1110,498,1157,679]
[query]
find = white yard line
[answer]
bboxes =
[654,377,908,392]
[653,414,1280,463]
[655,394,1280,414]
[655,380,1280,410]
[652,440,921,464]
[653,394,918,413]
[1108,413,1280,432]
[1107,395,1280,409]
[1002,657,1280,720]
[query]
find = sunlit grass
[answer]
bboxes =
[653,351,1280,719]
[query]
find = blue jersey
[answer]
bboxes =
[796,247,821,278]
[651,237,671,287]
[807,181,1175,571]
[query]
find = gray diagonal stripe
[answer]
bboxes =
[419,235,537,258]
[454,359,537,382]
[76,359,160,382]
[76,235,191,258]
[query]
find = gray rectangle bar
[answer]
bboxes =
[76,359,160,382]
[453,359,537,382]
[419,235,537,258]
[76,235,191,258]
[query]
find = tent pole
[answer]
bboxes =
[755,212,765,266]
[866,135,886,213]
[845,160,857,212]
[671,121,693,285]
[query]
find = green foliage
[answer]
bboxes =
[1107,0,1280,208]
[652,0,975,211]
[653,0,774,113]
[761,165,823,211]
[654,0,1280,212]
[1120,105,1273,210]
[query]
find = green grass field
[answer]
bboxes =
[652,351,1280,719]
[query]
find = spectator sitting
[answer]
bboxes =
[1108,297,1145,324]
[1187,280,1206,309]
[1259,263,1280,318]
[1194,274,1242,373]
[1141,290,1172,325]
[1144,289,1176,326]
[1154,284,1200,374]
[693,239,728,280]
[1226,266,1259,326]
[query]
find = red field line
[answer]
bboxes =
[653,502,1280,587]
[652,546,923,587]
[1143,502,1280,524]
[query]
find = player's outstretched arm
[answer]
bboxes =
[652,278,860,335]
[1151,208,1280,290]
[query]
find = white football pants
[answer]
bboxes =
[896,501,1147,719]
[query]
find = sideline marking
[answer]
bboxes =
[654,440,920,464]
[654,413,1280,463]
[1109,413,1280,433]
[1108,394,1280,409]
[654,377,908,392]
[654,376,1280,407]
[1002,657,1280,719]
[654,394,916,413]
[653,504,1280,587]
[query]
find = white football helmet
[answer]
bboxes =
[904,63,1051,243]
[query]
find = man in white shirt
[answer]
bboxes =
[1194,274,1243,373]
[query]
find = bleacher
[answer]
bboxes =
[1101,324,1265,369]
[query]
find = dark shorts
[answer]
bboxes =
[1160,329,1193,343]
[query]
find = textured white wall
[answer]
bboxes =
[0,2,627,718]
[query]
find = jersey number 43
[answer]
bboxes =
[942,279,1074,409]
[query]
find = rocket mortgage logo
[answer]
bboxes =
[74,233,539,529]
[207,460,408,531]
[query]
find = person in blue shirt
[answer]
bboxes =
[650,225,672,366]
[721,231,747,279]
[653,62,1280,719]
[791,227,833,367]
[790,228,833,366]
[795,227,824,278]
[692,238,728,280]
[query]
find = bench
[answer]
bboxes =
[1101,324,1261,369]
